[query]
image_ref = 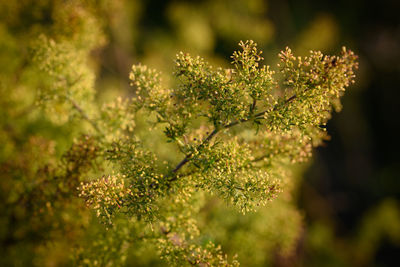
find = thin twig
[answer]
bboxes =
[250,99,257,113]
[253,155,267,162]
[168,128,218,182]
[68,96,102,134]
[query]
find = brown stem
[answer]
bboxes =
[168,128,219,182]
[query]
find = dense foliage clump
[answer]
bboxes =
[78,40,357,265]
[0,1,358,266]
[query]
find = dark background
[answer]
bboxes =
[280,0,400,265]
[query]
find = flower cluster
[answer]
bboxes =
[99,97,136,142]
[189,138,281,213]
[78,174,134,224]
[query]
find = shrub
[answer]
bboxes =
[0,2,357,265]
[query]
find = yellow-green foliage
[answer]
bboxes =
[0,1,358,266]
[79,40,356,265]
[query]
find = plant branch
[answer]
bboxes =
[250,98,257,113]
[168,128,219,181]
[167,92,299,183]
[67,96,102,134]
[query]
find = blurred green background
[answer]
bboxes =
[96,1,400,264]
[1,0,399,266]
